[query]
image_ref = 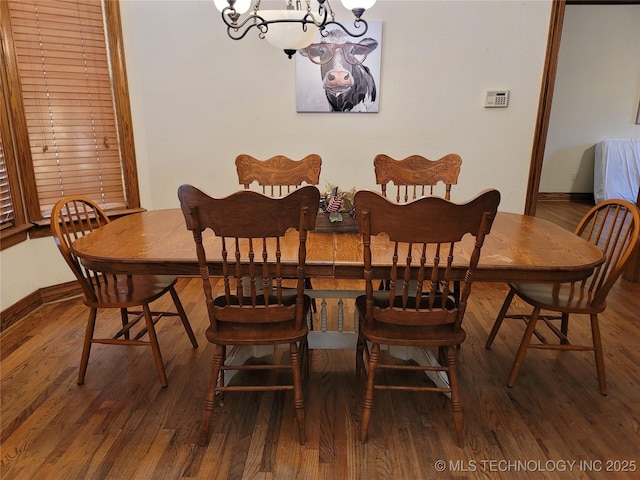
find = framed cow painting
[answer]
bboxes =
[295,21,382,113]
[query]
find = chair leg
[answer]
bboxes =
[219,348,226,406]
[200,344,224,446]
[300,337,310,381]
[438,346,447,366]
[142,304,167,387]
[355,330,366,377]
[560,313,569,344]
[446,346,464,447]
[507,306,541,387]
[78,307,98,385]
[590,313,607,396]
[485,287,516,349]
[290,342,306,445]
[305,277,317,313]
[360,342,380,443]
[169,286,199,348]
[120,308,130,340]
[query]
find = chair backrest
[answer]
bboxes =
[574,199,640,308]
[355,189,500,330]
[51,196,111,303]
[236,154,322,197]
[178,185,320,331]
[374,153,462,202]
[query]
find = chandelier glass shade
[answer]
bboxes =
[260,10,320,51]
[341,0,376,11]
[213,0,377,58]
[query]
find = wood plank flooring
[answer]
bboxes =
[2,201,640,479]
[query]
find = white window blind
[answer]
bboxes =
[0,131,14,229]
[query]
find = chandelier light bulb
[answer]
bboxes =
[340,0,377,11]
[213,0,251,14]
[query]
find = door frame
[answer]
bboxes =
[525,0,566,216]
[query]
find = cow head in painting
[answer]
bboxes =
[299,29,378,112]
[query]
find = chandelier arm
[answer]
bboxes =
[321,18,369,38]
[306,8,328,27]
[220,9,268,40]
[217,1,372,49]
[221,8,331,41]
[318,0,336,22]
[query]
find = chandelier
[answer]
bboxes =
[213,0,377,58]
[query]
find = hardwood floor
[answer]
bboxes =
[535,197,593,232]
[2,201,640,479]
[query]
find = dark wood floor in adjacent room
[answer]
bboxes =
[2,200,639,479]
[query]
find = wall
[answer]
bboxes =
[0,237,73,308]
[540,4,640,194]
[1,0,552,310]
[122,0,551,209]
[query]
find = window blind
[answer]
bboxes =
[0,131,13,229]
[8,0,126,218]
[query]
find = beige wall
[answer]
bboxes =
[1,0,552,310]
[541,4,640,194]
[123,0,551,210]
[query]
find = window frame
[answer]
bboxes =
[0,0,140,250]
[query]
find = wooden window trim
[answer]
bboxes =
[1,224,31,250]
[0,2,29,249]
[28,206,146,239]
[0,0,140,251]
[104,0,140,210]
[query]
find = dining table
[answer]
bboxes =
[70,208,604,390]
[72,209,604,283]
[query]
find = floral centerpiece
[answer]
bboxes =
[320,184,356,222]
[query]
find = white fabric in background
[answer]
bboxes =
[594,139,640,204]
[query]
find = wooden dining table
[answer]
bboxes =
[71,208,605,390]
[71,209,604,283]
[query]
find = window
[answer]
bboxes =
[1,96,16,229]
[0,0,140,249]
[0,57,29,249]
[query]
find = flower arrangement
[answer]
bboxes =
[320,184,356,222]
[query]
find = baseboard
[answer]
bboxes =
[538,192,594,204]
[1,281,81,333]
[1,290,41,332]
[40,280,83,304]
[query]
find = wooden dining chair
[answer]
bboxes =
[236,154,322,197]
[178,184,320,446]
[374,153,462,203]
[374,153,463,298]
[51,196,198,387]
[354,188,501,446]
[485,199,640,395]
[236,153,322,307]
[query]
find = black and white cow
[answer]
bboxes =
[299,29,378,112]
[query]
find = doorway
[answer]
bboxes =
[525,0,565,216]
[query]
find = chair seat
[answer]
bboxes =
[509,282,604,314]
[205,322,308,345]
[86,274,178,307]
[206,294,311,345]
[356,295,466,346]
